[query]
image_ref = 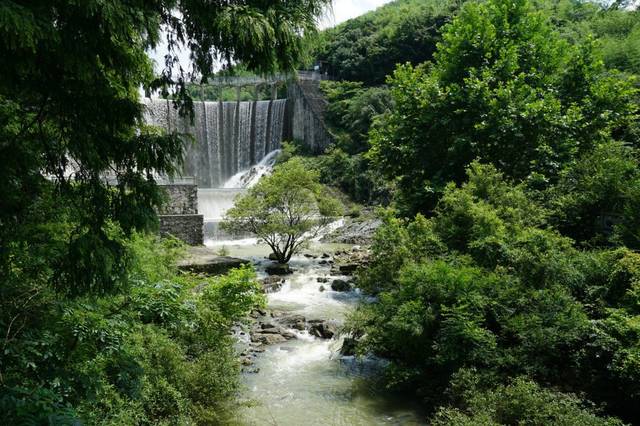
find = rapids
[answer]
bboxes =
[218,243,426,425]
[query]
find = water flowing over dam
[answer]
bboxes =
[147,75,333,245]
[143,98,287,188]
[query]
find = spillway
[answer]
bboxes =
[143,98,287,188]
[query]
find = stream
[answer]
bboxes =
[208,241,425,426]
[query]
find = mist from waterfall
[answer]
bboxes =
[143,98,287,189]
[223,149,281,189]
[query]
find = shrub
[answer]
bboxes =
[432,374,624,426]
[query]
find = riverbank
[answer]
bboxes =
[211,241,425,425]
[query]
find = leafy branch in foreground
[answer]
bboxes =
[222,157,342,263]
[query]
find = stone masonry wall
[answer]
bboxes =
[158,184,203,245]
[159,214,204,245]
[287,79,333,153]
[158,184,199,215]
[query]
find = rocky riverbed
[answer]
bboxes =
[210,240,424,425]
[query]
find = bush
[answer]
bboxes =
[432,374,624,426]
[547,141,640,249]
[348,161,639,422]
[0,233,264,424]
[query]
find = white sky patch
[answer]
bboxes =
[148,1,394,76]
[320,0,394,29]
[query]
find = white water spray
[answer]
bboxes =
[223,149,281,189]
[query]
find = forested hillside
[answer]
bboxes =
[282,0,640,423]
[312,0,459,85]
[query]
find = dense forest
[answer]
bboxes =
[280,0,640,423]
[0,1,329,423]
[2,0,640,424]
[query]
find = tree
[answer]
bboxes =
[0,0,329,295]
[222,158,342,263]
[0,1,328,421]
[369,0,638,215]
[312,0,459,85]
[347,163,640,422]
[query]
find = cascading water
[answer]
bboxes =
[144,96,286,245]
[143,98,287,189]
[223,149,281,189]
[197,149,281,245]
[144,95,423,425]
[221,245,426,425]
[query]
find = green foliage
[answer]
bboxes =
[321,81,393,155]
[1,3,326,423]
[0,233,264,424]
[315,147,393,205]
[223,157,342,263]
[312,0,460,85]
[547,141,640,248]
[370,0,638,215]
[0,0,329,296]
[548,3,640,75]
[348,162,640,422]
[432,374,623,426]
[286,81,393,205]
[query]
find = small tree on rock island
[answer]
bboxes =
[222,158,343,264]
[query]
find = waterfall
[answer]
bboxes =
[143,98,287,189]
[223,149,281,189]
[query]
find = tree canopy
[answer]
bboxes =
[0,0,329,293]
[369,0,638,214]
[311,0,460,85]
[223,158,342,263]
[0,1,328,422]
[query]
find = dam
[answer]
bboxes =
[146,74,333,244]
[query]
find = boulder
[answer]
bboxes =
[268,252,279,261]
[331,279,352,292]
[278,314,306,331]
[319,285,326,292]
[265,262,292,275]
[320,218,382,245]
[317,277,329,283]
[178,247,249,276]
[260,327,282,334]
[261,276,285,293]
[252,333,287,345]
[308,320,338,339]
[280,330,298,340]
[338,264,359,275]
[260,322,277,330]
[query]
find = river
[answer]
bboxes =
[208,241,425,426]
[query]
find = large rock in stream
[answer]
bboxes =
[261,276,285,293]
[308,319,339,339]
[177,246,248,275]
[265,262,292,275]
[320,217,382,245]
[331,279,352,292]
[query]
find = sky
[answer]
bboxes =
[150,1,394,74]
[320,0,394,28]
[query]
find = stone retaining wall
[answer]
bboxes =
[159,184,199,215]
[159,214,204,245]
[158,184,203,245]
[287,79,333,153]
